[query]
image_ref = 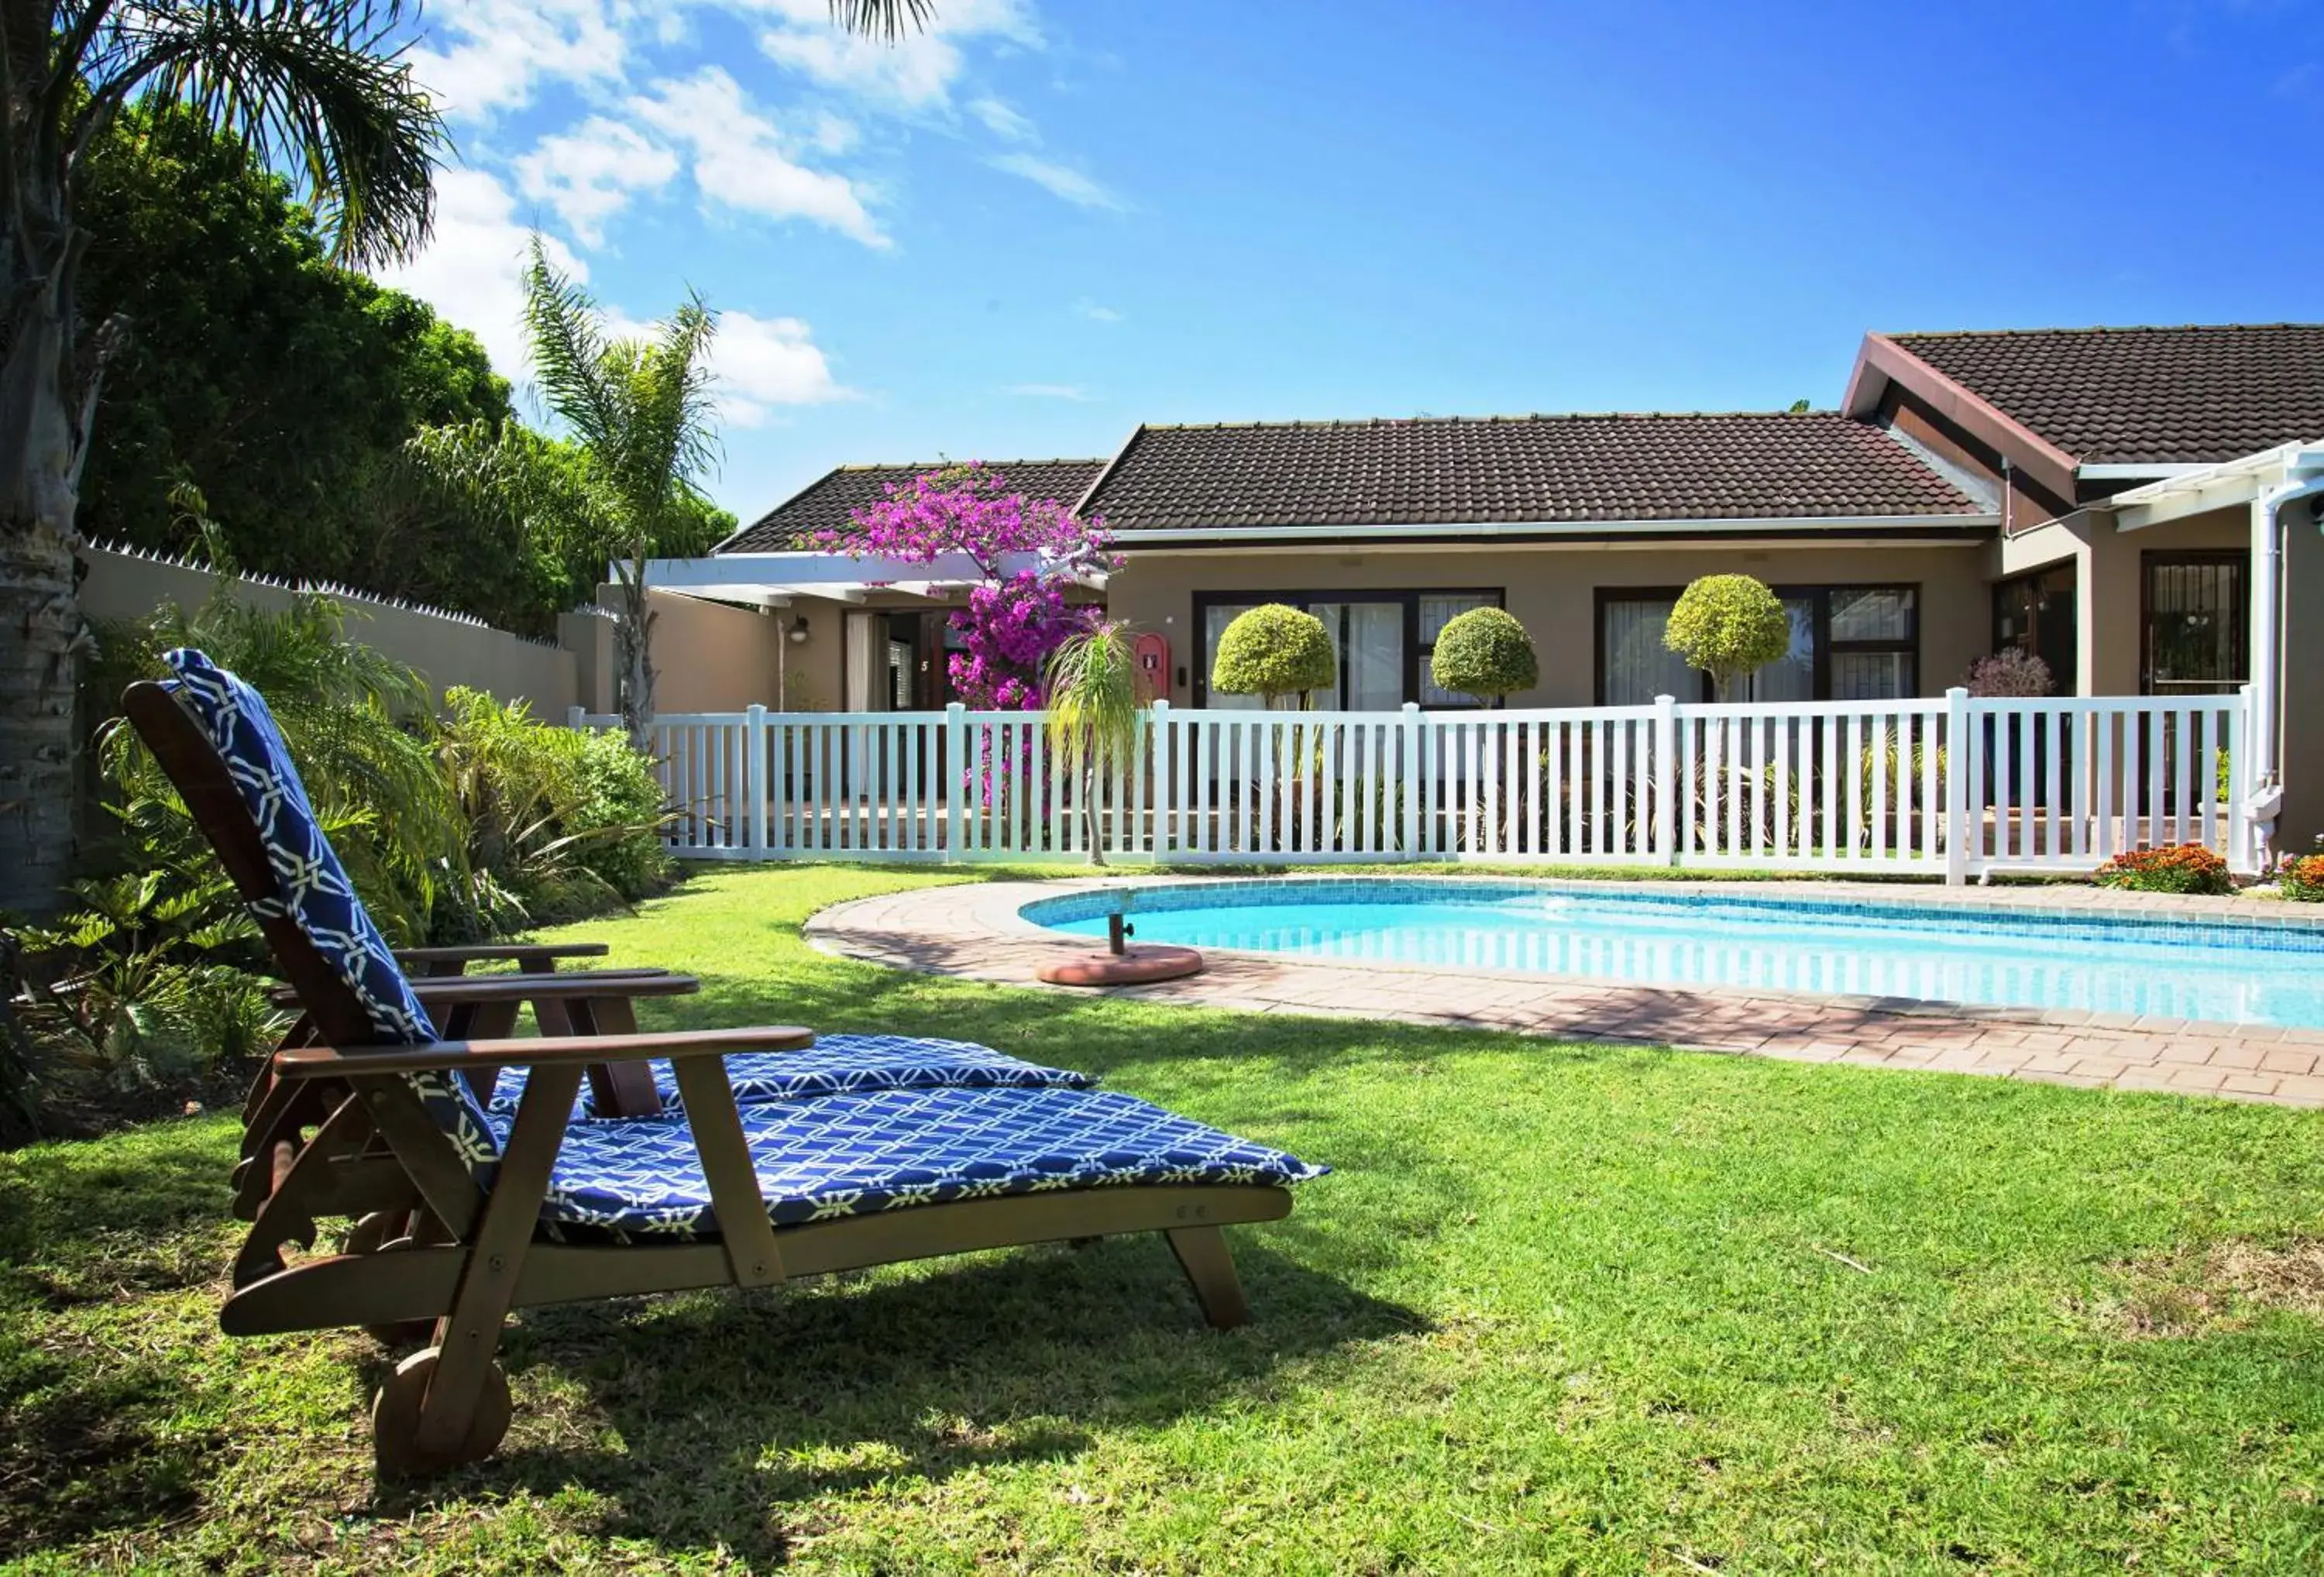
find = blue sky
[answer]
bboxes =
[383,0,2323,523]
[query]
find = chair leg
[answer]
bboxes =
[1165,1226,1250,1331]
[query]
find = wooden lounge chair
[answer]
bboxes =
[127,650,1323,1473]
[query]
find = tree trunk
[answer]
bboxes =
[0,208,96,920]
[614,570,657,754]
[1083,763,1105,867]
[0,517,81,916]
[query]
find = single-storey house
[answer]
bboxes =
[644,321,2324,844]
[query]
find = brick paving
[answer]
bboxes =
[802,875,2324,1109]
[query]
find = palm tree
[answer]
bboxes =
[407,240,718,751]
[1044,623,1143,867]
[0,0,445,916]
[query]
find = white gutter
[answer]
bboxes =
[2078,462,2214,482]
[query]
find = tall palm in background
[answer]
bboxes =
[0,0,443,916]
[407,240,719,751]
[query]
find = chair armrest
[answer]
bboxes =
[272,1026,816,1080]
[265,968,679,1009]
[395,943,609,967]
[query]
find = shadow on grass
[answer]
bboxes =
[376,1237,1415,1566]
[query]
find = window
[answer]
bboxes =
[1992,565,2075,695]
[1597,585,1920,703]
[1193,589,1504,709]
[2143,551,2247,695]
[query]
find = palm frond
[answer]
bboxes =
[84,0,445,266]
[1044,624,1143,777]
[826,0,935,42]
[521,236,626,454]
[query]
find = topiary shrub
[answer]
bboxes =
[1664,575,1790,700]
[1212,603,1335,706]
[1430,606,1538,703]
[2094,843,2233,896]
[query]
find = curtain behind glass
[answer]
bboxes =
[1600,597,1697,705]
[1744,596,1816,702]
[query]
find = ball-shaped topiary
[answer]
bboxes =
[1429,606,1538,701]
[1663,575,1791,699]
[1212,603,1336,704]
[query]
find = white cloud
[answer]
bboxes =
[753,0,1039,112]
[715,311,858,423]
[1074,298,1122,322]
[1002,383,1094,400]
[513,117,679,246]
[607,303,858,426]
[989,153,1127,211]
[631,69,888,247]
[967,96,1036,141]
[377,167,586,374]
[409,0,630,120]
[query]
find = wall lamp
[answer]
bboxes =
[788,613,811,644]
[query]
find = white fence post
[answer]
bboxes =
[744,703,768,859]
[1944,685,1971,885]
[1652,693,1677,866]
[1401,702,1422,859]
[1150,700,1171,863]
[944,702,967,857]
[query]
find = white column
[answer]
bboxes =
[2250,493,2281,790]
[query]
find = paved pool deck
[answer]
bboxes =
[803,875,2324,1109]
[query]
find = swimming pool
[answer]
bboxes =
[1023,881,2324,1029]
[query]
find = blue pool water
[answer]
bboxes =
[1026,881,2324,1029]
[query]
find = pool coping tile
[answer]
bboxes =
[803,874,2324,1111]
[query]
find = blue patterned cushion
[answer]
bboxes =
[509,1084,1325,1237]
[160,648,500,1179]
[489,1033,1097,1119]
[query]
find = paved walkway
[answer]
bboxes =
[803,875,2324,1109]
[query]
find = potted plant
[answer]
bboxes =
[1663,575,1789,701]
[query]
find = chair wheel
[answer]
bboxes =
[372,1348,511,1476]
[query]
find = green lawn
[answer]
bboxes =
[7,864,2324,1572]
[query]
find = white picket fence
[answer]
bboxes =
[572,688,2259,882]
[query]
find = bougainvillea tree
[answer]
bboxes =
[813,462,1113,709]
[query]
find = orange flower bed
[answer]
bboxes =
[2093,843,2233,896]
[2278,853,2324,902]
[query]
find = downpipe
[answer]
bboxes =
[2246,471,2324,866]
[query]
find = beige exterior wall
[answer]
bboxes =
[1105,541,1992,708]
[83,545,582,714]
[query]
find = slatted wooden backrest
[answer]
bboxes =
[122,681,384,1052]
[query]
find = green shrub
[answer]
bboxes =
[2094,843,2233,896]
[431,689,670,938]
[1430,607,1538,702]
[8,871,287,1094]
[91,585,458,942]
[1664,575,1790,699]
[1212,604,1335,705]
[558,725,673,899]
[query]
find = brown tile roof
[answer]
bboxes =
[720,458,1108,552]
[1078,412,1982,531]
[1887,324,2324,466]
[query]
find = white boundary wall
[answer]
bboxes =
[578,688,2258,884]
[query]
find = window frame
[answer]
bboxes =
[2139,549,2249,696]
[1593,582,1923,704]
[1191,588,1506,708]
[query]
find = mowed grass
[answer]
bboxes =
[7,864,2324,1572]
